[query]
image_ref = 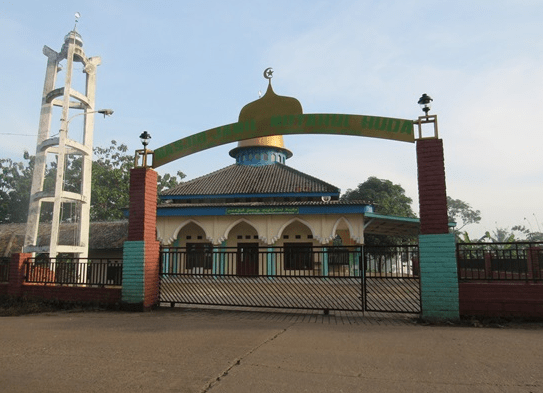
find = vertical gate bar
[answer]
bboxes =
[360,246,365,313]
[323,247,329,277]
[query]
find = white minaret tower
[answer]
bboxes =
[24,15,110,261]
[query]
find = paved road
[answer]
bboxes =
[0,308,541,392]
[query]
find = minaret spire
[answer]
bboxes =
[24,18,104,264]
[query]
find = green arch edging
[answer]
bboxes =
[153,113,414,168]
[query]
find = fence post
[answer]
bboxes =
[416,138,459,320]
[484,252,493,280]
[527,247,540,280]
[122,167,160,311]
[8,253,31,297]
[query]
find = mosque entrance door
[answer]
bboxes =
[237,243,259,276]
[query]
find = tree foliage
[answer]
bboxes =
[447,196,481,232]
[341,176,416,218]
[0,154,35,223]
[342,176,416,245]
[457,225,543,244]
[90,141,134,221]
[0,141,185,223]
[484,226,543,243]
[511,225,543,242]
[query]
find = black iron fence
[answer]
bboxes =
[161,245,363,278]
[24,258,123,286]
[0,257,9,282]
[457,242,543,282]
[363,245,419,278]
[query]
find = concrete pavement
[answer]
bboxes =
[0,308,541,392]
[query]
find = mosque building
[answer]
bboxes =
[154,76,419,276]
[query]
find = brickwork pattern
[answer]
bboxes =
[7,253,30,297]
[416,139,449,234]
[128,168,158,242]
[20,285,121,303]
[144,240,160,308]
[459,282,543,318]
[122,168,160,310]
[122,241,145,304]
[419,234,460,320]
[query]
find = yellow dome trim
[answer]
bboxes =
[238,135,285,149]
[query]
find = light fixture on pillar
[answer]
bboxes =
[415,94,438,139]
[135,131,153,167]
[139,131,151,148]
[418,93,433,116]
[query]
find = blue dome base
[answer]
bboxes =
[232,146,288,166]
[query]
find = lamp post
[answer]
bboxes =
[136,131,153,167]
[61,108,114,131]
[415,94,438,139]
[139,130,151,148]
[417,94,433,116]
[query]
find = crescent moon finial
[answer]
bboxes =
[263,67,273,80]
[74,12,81,31]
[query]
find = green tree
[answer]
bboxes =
[0,154,34,223]
[447,196,481,233]
[90,141,134,221]
[510,225,543,242]
[342,176,416,245]
[0,141,185,223]
[91,141,186,220]
[341,176,416,217]
[457,231,487,244]
[484,227,517,243]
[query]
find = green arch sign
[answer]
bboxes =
[153,113,414,168]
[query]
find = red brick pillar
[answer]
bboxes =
[128,167,158,242]
[416,138,459,320]
[8,253,31,297]
[416,138,449,234]
[122,167,160,310]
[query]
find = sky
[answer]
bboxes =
[1,0,542,238]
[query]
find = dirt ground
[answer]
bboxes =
[0,307,542,393]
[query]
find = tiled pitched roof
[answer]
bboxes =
[0,221,128,257]
[161,163,340,197]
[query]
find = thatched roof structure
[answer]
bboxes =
[0,221,128,257]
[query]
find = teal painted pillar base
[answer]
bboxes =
[121,241,146,310]
[419,233,459,320]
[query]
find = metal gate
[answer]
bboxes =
[363,245,421,313]
[159,245,420,314]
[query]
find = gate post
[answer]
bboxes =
[416,138,459,320]
[8,253,31,297]
[122,167,160,311]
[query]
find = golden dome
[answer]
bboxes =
[238,82,303,123]
[235,81,303,151]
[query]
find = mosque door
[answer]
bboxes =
[237,243,259,276]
